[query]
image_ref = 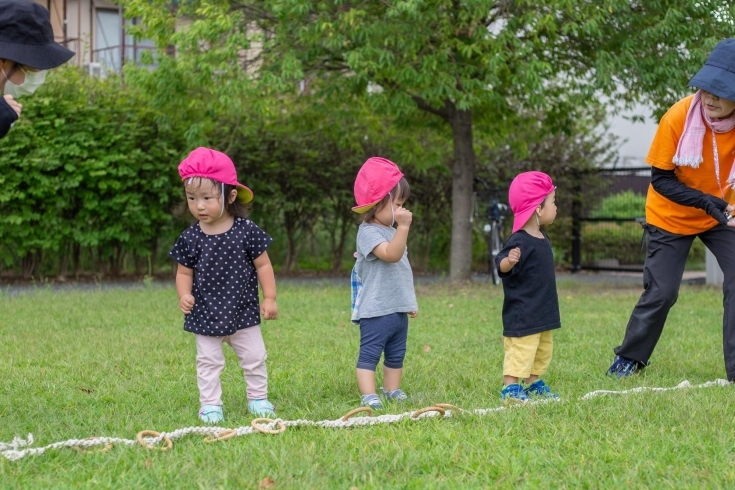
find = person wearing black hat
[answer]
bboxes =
[607,39,735,381]
[0,0,75,139]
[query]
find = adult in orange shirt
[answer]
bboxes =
[608,39,735,380]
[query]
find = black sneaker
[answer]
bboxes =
[606,355,642,378]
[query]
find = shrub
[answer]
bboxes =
[590,190,646,219]
[0,67,188,278]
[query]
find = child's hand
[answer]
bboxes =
[261,298,278,320]
[508,247,521,266]
[179,294,195,314]
[394,207,413,228]
[409,311,418,318]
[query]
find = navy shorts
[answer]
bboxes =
[357,312,409,370]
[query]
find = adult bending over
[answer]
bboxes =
[0,0,74,139]
[608,39,735,380]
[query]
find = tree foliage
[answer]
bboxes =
[122,0,735,280]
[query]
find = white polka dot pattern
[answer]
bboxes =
[169,217,273,336]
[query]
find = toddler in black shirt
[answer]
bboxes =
[495,171,561,404]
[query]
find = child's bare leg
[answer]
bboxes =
[523,374,539,384]
[383,366,402,391]
[504,375,520,386]
[356,368,376,395]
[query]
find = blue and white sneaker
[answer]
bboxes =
[361,393,384,410]
[199,404,224,424]
[381,388,409,402]
[607,355,643,378]
[523,379,559,399]
[248,399,276,417]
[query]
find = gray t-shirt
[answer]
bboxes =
[353,222,418,320]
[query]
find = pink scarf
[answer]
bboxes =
[673,90,735,185]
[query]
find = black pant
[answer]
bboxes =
[614,224,735,380]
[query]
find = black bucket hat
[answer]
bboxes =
[0,0,75,70]
[688,38,735,101]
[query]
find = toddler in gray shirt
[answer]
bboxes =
[350,157,418,410]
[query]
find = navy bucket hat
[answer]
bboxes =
[688,39,735,101]
[0,0,75,70]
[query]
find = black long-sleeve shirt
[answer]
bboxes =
[651,167,729,225]
[0,96,18,139]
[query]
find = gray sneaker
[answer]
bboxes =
[361,393,384,410]
[381,388,409,402]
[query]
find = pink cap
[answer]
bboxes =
[508,171,555,233]
[352,157,404,213]
[178,147,253,204]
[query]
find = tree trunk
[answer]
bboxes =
[149,236,159,275]
[283,210,298,272]
[59,243,69,281]
[448,107,475,282]
[21,250,40,279]
[72,243,80,278]
[331,213,351,273]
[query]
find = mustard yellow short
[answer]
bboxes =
[503,331,553,379]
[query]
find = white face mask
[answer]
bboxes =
[2,66,47,98]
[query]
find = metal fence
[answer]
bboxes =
[569,167,650,272]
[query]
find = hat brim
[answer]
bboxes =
[351,199,381,214]
[236,186,253,204]
[0,40,74,70]
[352,199,382,214]
[688,65,735,101]
[512,206,538,234]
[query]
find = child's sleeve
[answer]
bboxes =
[244,221,273,261]
[494,234,521,278]
[169,230,198,268]
[356,226,387,262]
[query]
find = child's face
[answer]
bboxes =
[537,190,557,226]
[185,178,233,224]
[373,191,406,226]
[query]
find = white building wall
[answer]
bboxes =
[605,103,659,168]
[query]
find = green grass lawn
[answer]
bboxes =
[2,279,735,489]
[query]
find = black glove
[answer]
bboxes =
[701,195,730,226]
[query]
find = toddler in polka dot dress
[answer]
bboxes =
[169,147,279,424]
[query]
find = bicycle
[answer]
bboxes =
[473,179,509,285]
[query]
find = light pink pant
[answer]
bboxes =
[195,326,268,406]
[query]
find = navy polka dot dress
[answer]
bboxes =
[169,217,273,336]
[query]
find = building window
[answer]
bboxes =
[95,9,121,72]
[94,9,156,73]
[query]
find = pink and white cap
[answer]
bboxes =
[508,171,555,233]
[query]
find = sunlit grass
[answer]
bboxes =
[1,280,734,488]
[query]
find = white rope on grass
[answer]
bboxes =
[580,378,730,400]
[1,378,730,462]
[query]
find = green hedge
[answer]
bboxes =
[0,67,187,278]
